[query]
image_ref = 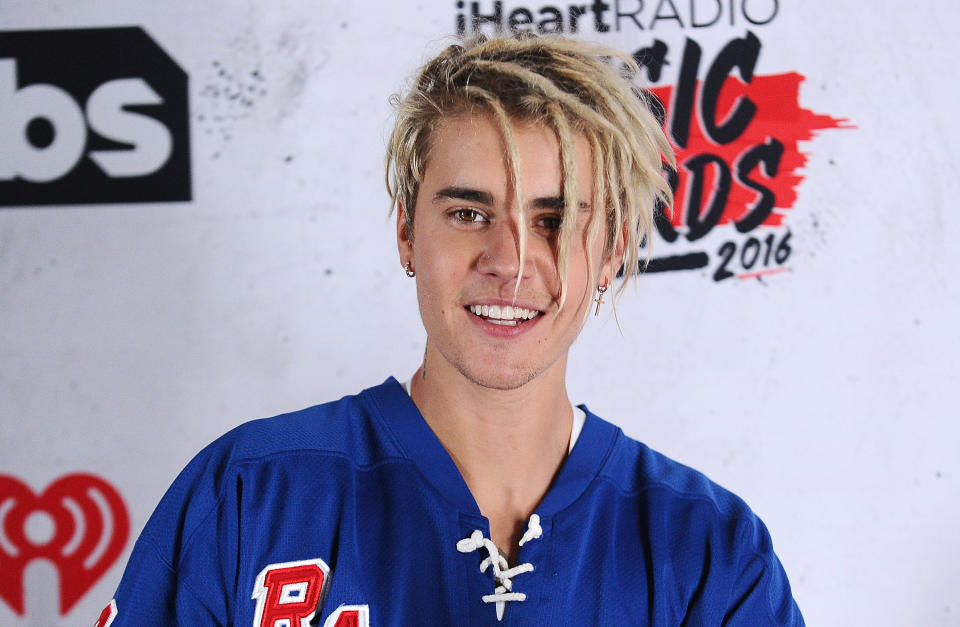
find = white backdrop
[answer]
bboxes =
[1,1,958,625]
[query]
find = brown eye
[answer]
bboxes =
[537,214,562,231]
[452,208,487,223]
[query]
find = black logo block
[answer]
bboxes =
[0,27,191,207]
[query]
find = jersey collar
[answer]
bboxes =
[363,377,621,519]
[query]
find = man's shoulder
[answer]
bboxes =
[138,378,408,553]
[586,413,804,625]
[588,412,785,584]
[590,412,754,522]
[204,377,406,470]
[157,377,407,511]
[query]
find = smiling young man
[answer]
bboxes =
[99,35,804,626]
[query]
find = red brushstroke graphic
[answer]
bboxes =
[651,73,851,229]
[738,266,791,280]
[0,473,129,616]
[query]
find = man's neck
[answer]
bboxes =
[409,345,572,563]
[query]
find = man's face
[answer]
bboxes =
[398,112,612,391]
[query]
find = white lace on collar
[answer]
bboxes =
[456,514,543,621]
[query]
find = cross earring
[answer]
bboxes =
[594,281,608,316]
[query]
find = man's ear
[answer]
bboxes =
[601,222,628,283]
[396,202,413,264]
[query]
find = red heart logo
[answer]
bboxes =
[0,473,129,616]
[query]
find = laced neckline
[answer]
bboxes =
[456,514,543,621]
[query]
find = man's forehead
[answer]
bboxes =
[424,112,594,201]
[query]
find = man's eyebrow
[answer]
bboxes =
[433,187,493,205]
[531,196,565,210]
[531,196,592,210]
[433,188,591,210]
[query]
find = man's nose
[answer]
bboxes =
[476,219,532,280]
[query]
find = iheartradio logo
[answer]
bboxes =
[0,473,129,617]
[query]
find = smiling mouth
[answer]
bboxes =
[466,304,542,327]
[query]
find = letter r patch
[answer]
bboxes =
[323,604,370,627]
[94,599,118,626]
[252,559,330,627]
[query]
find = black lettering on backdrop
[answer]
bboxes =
[615,0,644,31]
[691,0,722,27]
[471,0,504,30]
[591,0,612,31]
[539,7,565,32]
[654,167,681,243]
[456,0,777,35]
[701,31,760,144]
[568,5,588,32]
[652,0,684,28]
[742,0,778,25]
[734,137,783,233]
[508,7,535,32]
[670,38,701,148]
[683,154,731,241]
[712,231,791,281]
[632,39,668,82]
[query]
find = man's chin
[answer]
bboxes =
[457,362,542,392]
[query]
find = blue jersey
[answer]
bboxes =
[100,378,804,626]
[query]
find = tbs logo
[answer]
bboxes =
[0,27,191,207]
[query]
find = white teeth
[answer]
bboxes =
[467,304,542,322]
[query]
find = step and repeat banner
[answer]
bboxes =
[2,1,957,625]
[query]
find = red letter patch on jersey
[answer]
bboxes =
[322,604,369,627]
[94,599,117,626]
[251,559,330,627]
